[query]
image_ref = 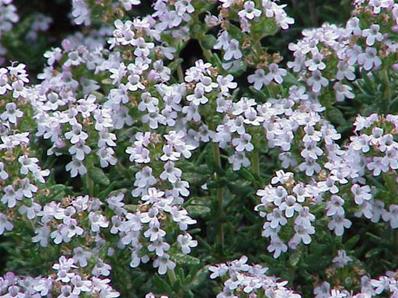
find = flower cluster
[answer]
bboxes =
[0,64,50,236]
[314,270,398,297]
[0,256,120,297]
[209,256,300,297]
[211,0,293,71]
[0,0,18,64]
[1,0,398,297]
[25,13,52,42]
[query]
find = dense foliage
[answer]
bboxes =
[0,0,398,297]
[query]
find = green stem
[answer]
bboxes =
[212,142,222,172]
[85,174,95,196]
[167,269,181,297]
[198,39,213,61]
[216,186,225,253]
[383,67,392,112]
[197,32,224,254]
[257,291,266,298]
[85,157,95,196]
[394,230,398,251]
[212,143,224,253]
[177,64,184,83]
[252,147,260,177]
[167,269,177,284]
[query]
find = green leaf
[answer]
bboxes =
[388,97,398,112]
[251,18,279,39]
[201,34,217,50]
[239,168,256,183]
[171,253,201,266]
[186,205,211,218]
[289,249,302,267]
[344,235,360,250]
[383,173,398,193]
[365,248,382,259]
[88,166,110,186]
[153,275,173,294]
[325,107,347,127]
[226,181,253,197]
[209,53,224,70]
[46,184,72,201]
[227,24,244,40]
[185,197,211,218]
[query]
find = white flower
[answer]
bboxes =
[328,214,352,236]
[187,85,208,105]
[228,151,250,171]
[160,161,182,183]
[119,0,140,11]
[69,141,91,161]
[97,147,117,167]
[71,275,91,295]
[32,225,50,247]
[279,195,301,218]
[305,52,326,72]
[65,124,88,144]
[209,264,229,279]
[248,69,270,90]
[298,158,321,176]
[267,236,288,258]
[238,1,261,20]
[71,0,91,26]
[144,220,166,241]
[0,162,8,180]
[350,134,370,152]
[387,205,398,228]
[177,234,198,254]
[314,282,331,298]
[92,260,112,277]
[307,70,328,93]
[89,212,109,232]
[0,212,13,235]
[142,188,164,204]
[138,93,159,113]
[66,157,87,177]
[346,17,362,36]
[362,24,383,46]
[0,102,23,124]
[224,39,242,60]
[266,63,287,84]
[267,208,287,228]
[271,170,294,185]
[217,74,237,94]
[358,47,382,71]
[148,239,170,257]
[214,31,230,51]
[73,247,92,267]
[367,156,389,176]
[336,61,356,81]
[126,73,144,91]
[232,133,254,152]
[351,184,372,205]
[1,185,22,208]
[290,222,315,246]
[153,254,176,275]
[326,195,345,217]
[332,250,352,268]
[334,82,354,102]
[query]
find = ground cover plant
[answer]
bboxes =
[0,0,398,297]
